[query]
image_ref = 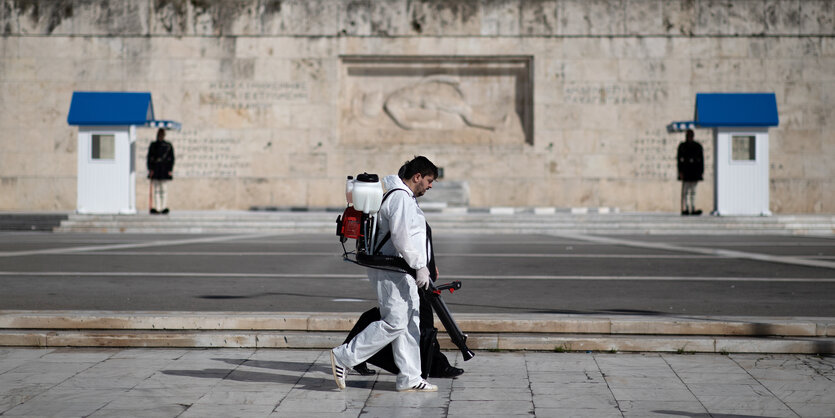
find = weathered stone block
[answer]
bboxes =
[75,0,149,36]
[261,0,340,36]
[307,315,357,332]
[613,318,817,336]
[770,37,823,58]
[784,82,821,107]
[625,0,662,35]
[662,0,696,35]
[565,59,620,81]
[771,179,822,213]
[149,0,188,35]
[559,0,625,36]
[715,337,835,354]
[614,37,675,60]
[803,58,835,82]
[696,0,731,36]
[765,58,804,82]
[437,333,497,350]
[260,332,342,348]
[520,0,558,35]
[800,0,835,35]
[341,0,408,36]
[481,0,520,35]
[6,0,73,35]
[771,152,807,179]
[765,0,802,35]
[408,0,482,36]
[717,38,753,58]
[823,37,835,56]
[0,331,47,347]
[728,0,767,35]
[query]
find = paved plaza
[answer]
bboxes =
[2,232,834,316]
[0,348,833,417]
[1,224,834,416]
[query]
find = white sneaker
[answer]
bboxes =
[330,350,346,390]
[397,379,438,392]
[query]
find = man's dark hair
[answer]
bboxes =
[398,156,438,180]
[156,128,166,140]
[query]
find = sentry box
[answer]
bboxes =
[670,93,779,216]
[67,92,180,214]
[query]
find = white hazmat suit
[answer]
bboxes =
[332,175,429,390]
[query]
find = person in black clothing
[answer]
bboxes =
[677,129,704,216]
[343,294,465,379]
[146,128,175,214]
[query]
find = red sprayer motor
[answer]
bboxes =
[336,173,383,255]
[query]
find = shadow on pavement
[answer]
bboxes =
[161,368,343,392]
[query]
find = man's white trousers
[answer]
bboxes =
[332,270,422,390]
[151,179,169,210]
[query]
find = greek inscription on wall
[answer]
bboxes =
[632,129,676,180]
[632,130,713,181]
[201,81,308,110]
[159,129,251,178]
[564,82,667,105]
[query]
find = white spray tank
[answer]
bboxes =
[351,173,383,214]
[345,176,354,206]
[351,173,383,254]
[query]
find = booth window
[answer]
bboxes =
[91,134,115,160]
[731,135,756,161]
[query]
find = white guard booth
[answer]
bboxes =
[694,93,779,216]
[67,92,180,214]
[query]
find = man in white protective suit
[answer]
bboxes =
[331,156,439,392]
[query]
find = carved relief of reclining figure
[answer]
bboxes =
[383,75,497,131]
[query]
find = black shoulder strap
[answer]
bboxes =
[426,222,436,281]
[373,188,409,255]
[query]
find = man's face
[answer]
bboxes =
[412,173,435,197]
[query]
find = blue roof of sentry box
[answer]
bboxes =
[67,91,181,130]
[67,92,155,126]
[695,93,779,127]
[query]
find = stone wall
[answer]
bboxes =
[1,0,833,213]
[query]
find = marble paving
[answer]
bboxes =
[0,348,832,417]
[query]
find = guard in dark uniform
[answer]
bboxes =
[677,129,704,215]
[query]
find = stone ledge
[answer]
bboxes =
[0,330,832,354]
[52,211,835,235]
[1,311,832,337]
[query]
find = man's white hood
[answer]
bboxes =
[374,174,425,271]
[382,174,412,197]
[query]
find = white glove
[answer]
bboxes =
[415,267,430,290]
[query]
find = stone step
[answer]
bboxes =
[0,213,69,232]
[2,311,831,336]
[53,211,835,234]
[1,330,831,354]
[1,311,833,354]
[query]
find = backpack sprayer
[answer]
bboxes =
[336,173,401,272]
[336,173,475,361]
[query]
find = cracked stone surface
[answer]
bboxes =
[0,348,833,417]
